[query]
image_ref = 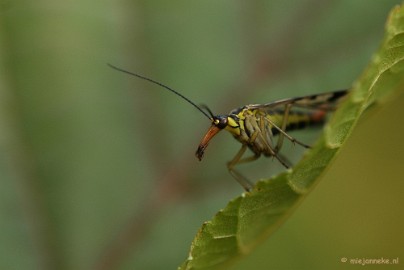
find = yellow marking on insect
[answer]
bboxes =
[224,117,240,135]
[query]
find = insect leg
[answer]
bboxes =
[236,153,261,165]
[227,145,256,191]
[275,104,291,152]
[264,117,311,149]
[257,114,290,168]
[275,152,292,168]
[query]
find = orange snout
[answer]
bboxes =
[195,125,222,161]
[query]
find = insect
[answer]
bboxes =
[109,64,349,191]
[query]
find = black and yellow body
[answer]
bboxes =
[196,89,348,191]
[108,64,349,191]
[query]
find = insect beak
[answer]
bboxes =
[195,125,222,161]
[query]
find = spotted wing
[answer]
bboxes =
[246,89,349,111]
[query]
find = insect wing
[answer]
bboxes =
[247,89,349,112]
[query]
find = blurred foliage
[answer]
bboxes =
[0,1,403,270]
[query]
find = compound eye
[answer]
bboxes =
[214,116,228,129]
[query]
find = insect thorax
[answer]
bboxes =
[225,108,279,156]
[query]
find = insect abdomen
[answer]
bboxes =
[273,110,326,135]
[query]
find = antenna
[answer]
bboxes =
[108,64,212,120]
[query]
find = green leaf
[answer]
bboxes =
[179,4,404,270]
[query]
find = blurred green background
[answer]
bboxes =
[1,1,403,269]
